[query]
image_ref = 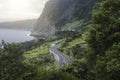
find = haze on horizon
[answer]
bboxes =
[0,0,48,22]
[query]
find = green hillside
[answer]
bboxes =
[0,0,120,80]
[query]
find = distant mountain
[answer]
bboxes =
[31,0,101,38]
[0,19,36,31]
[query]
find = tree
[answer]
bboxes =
[0,43,35,80]
[88,0,120,79]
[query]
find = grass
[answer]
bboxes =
[62,20,84,30]
[23,42,50,59]
[22,39,63,67]
[23,39,62,59]
[59,32,88,55]
[61,38,85,50]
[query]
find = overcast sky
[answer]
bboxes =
[0,0,48,22]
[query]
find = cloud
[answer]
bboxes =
[0,0,48,22]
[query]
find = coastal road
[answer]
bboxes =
[50,44,72,67]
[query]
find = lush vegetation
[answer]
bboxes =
[0,0,120,80]
[58,0,120,80]
[0,40,79,80]
[87,0,120,79]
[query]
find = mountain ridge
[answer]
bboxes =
[31,0,101,38]
[0,19,36,31]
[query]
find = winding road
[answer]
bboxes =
[50,44,72,67]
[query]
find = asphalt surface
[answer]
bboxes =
[50,44,71,67]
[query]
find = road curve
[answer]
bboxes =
[50,44,72,67]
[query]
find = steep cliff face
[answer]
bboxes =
[71,0,101,20]
[31,0,75,38]
[56,0,101,29]
[31,0,101,38]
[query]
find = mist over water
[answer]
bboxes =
[0,28,34,43]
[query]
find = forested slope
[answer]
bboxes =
[0,0,120,80]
